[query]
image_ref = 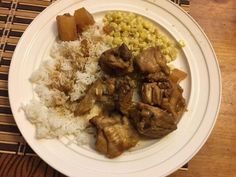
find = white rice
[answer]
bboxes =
[23,25,108,144]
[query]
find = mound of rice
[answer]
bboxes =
[23,25,108,144]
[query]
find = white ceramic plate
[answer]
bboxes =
[8,0,221,177]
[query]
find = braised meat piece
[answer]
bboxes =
[95,77,116,112]
[114,76,136,115]
[97,76,136,115]
[141,75,173,106]
[141,83,163,106]
[130,102,177,138]
[144,72,169,82]
[74,93,95,116]
[161,84,186,123]
[74,79,105,116]
[118,43,132,61]
[142,73,186,123]
[90,115,139,158]
[135,47,170,75]
[75,75,136,116]
[99,43,134,75]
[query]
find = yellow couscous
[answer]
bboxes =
[103,11,179,62]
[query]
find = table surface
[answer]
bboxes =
[0,0,236,176]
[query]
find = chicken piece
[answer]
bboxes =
[96,76,135,115]
[142,72,186,123]
[75,75,136,116]
[115,76,136,115]
[96,95,116,113]
[99,43,134,75]
[144,72,169,83]
[129,102,177,139]
[90,115,139,158]
[135,47,170,75]
[142,73,173,106]
[74,79,104,116]
[74,94,95,116]
[141,83,163,106]
[161,84,186,123]
[118,43,133,61]
[94,77,116,112]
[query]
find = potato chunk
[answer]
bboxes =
[56,13,77,41]
[74,7,95,32]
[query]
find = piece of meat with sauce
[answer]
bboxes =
[129,102,177,139]
[144,71,169,83]
[141,82,163,106]
[90,114,139,158]
[95,77,116,112]
[74,79,104,116]
[161,84,186,123]
[135,47,170,75]
[99,43,134,75]
[141,75,173,106]
[96,75,136,115]
[142,73,186,123]
[114,76,136,115]
[75,75,136,116]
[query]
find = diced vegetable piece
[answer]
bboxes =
[170,68,187,83]
[103,25,113,34]
[56,13,77,41]
[74,7,95,32]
